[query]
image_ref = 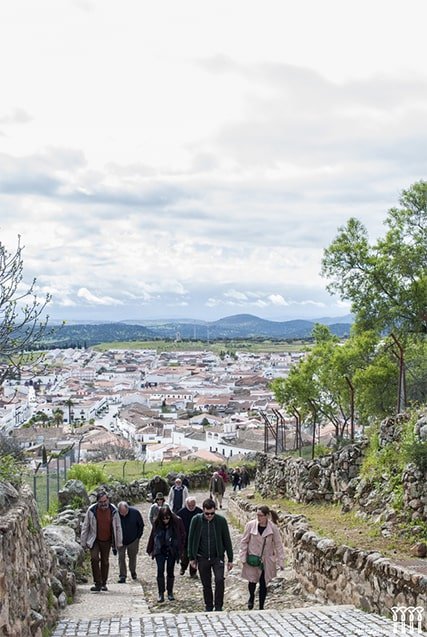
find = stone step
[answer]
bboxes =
[51,605,412,636]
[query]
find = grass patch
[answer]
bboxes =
[252,494,421,560]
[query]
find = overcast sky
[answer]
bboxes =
[1,1,426,323]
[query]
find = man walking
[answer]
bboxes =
[188,498,233,612]
[176,496,202,577]
[80,491,123,592]
[168,477,189,513]
[117,501,145,583]
[209,471,226,509]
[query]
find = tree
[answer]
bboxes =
[0,236,50,386]
[321,181,427,336]
[52,408,64,428]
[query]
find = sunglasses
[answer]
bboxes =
[204,511,215,516]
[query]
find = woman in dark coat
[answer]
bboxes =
[146,505,186,602]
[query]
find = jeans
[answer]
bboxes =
[155,553,176,594]
[197,556,225,611]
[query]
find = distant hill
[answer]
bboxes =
[34,313,352,348]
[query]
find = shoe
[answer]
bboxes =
[167,593,175,601]
[180,568,185,575]
[215,607,223,612]
[131,572,137,580]
[118,576,126,583]
[157,594,164,603]
[90,585,101,592]
[205,607,213,612]
[248,600,254,610]
[101,585,108,591]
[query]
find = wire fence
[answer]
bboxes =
[23,447,76,514]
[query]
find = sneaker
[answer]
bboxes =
[205,607,213,612]
[101,585,108,591]
[215,607,223,612]
[90,585,101,592]
[131,572,137,580]
[157,594,164,603]
[118,576,126,584]
[167,593,175,601]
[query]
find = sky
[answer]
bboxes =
[1,0,426,323]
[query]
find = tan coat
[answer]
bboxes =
[239,519,285,584]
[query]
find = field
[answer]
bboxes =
[92,339,310,353]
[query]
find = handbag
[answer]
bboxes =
[246,538,266,569]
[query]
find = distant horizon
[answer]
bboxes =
[48,310,354,325]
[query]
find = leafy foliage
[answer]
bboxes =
[0,454,23,487]
[321,180,427,336]
[67,463,108,491]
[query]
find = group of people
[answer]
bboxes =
[80,471,284,612]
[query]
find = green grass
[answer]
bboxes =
[93,339,310,354]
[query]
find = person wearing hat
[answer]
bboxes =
[149,493,166,525]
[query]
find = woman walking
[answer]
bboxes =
[146,505,186,603]
[239,505,285,610]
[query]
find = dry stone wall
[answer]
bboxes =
[0,483,59,637]
[254,443,366,504]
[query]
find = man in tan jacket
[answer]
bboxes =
[81,491,123,592]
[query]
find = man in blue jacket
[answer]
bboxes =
[117,501,145,582]
[188,498,233,612]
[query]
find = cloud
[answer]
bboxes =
[77,288,123,306]
[0,108,32,125]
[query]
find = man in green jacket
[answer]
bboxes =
[188,497,233,612]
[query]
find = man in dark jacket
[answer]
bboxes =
[188,498,233,612]
[176,496,202,577]
[117,501,145,583]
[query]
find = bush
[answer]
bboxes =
[0,454,23,487]
[405,440,427,472]
[67,464,108,491]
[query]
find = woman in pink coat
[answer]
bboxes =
[239,505,285,610]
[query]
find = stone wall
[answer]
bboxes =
[0,483,60,636]
[254,444,366,504]
[229,494,427,631]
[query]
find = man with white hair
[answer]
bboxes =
[168,477,189,513]
[117,501,144,583]
[176,496,202,577]
[209,471,226,509]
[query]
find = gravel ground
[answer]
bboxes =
[137,489,318,614]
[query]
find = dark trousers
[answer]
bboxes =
[180,550,197,576]
[118,538,140,578]
[197,556,225,611]
[155,553,176,594]
[90,539,111,586]
[248,571,267,609]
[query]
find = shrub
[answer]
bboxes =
[67,464,108,491]
[0,454,23,487]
